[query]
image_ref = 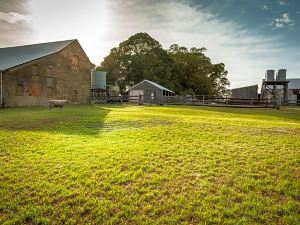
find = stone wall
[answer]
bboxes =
[3,40,92,107]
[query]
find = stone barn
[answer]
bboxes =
[0,39,92,107]
[129,80,175,103]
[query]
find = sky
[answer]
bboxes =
[0,0,299,88]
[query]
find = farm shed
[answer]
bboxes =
[287,78,300,104]
[0,39,92,107]
[231,85,258,99]
[129,80,174,103]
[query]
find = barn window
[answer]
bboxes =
[32,64,39,75]
[47,66,53,76]
[47,77,53,87]
[15,84,24,96]
[32,74,40,81]
[72,90,78,100]
[70,55,79,66]
[47,87,53,97]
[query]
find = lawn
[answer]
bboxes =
[0,105,299,224]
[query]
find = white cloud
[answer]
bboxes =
[102,0,294,88]
[278,1,288,6]
[261,5,269,10]
[0,11,30,24]
[3,0,298,88]
[273,13,294,29]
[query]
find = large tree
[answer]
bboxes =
[99,33,173,93]
[168,44,230,95]
[99,32,230,95]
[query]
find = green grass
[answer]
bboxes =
[0,105,299,224]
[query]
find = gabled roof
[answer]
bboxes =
[287,78,300,89]
[0,39,75,70]
[130,79,174,93]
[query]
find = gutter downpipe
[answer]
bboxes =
[0,69,2,109]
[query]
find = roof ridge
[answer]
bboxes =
[0,39,77,70]
[130,79,174,93]
[0,39,76,50]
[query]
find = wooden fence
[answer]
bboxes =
[91,95,280,108]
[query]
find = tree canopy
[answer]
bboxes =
[99,32,230,95]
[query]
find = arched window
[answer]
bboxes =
[47,66,53,76]
[32,65,40,81]
[72,90,78,100]
[32,64,39,75]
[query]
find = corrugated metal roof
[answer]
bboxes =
[0,39,75,70]
[287,78,300,89]
[130,80,174,93]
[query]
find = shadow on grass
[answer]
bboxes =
[0,104,126,136]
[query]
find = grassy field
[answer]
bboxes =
[0,105,299,224]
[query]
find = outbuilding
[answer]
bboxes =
[129,80,175,103]
[287,78,300,104]
[231,85,258,99]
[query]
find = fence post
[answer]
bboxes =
[276,96,281,110]
[138,94,142,105]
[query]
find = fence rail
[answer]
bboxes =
[91,95,283,108]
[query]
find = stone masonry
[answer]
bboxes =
[2,40,92,107]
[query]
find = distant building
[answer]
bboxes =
[231,85,258,99]
[287,78,300,104]
[129,80,174,103]
[0,39,92,107]
[260,69,300,104]
[262,78,300,104]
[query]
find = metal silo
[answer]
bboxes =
[276,69,286,81]
[91,70,107,90]
[265,70,275,81]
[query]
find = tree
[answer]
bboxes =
[168,44,230,95]
[100,33,230,95]
[168,44,212,95]
[100,33,173,93]
[209,63,230,95]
